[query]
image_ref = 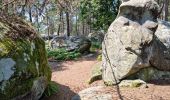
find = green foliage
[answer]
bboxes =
[79,0,121,31]
[43,81,59,97]
[91,41,102,52]
[92,42,102,49]
[47,48,81,61]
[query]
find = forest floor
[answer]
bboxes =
[42,53,170,100]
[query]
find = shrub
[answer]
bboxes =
[43,81,59,97]
[47,48,81,61]
[90,42,102,52]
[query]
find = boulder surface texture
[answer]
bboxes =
[0,14,51,99]
[72,86,112,100]
[102,0,170,85]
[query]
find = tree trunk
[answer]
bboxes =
[36,7,40,32]
[12,3,17,14]
[76,14,78,36]
[62,12,65,35]
[163,0,169,21]
[4,0,9,13]
[0,1,2,8]
[66,11,70,37]
[82,20,85,35]
[20,0,28,17]
[28,5,32,23]
[47,16,50,41]
[57,12,62,36]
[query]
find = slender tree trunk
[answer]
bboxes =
[85,23,88,35]
[57,12,62,36]
[66,11,70,37]
[36,7,40,32]
[21,5,26,16]
[57,24,61,36]
[62,12,65,35]
[50,21,55,35]
[82,20,85,35]
[13,3,17,14]
[163,0,169,21]
[20,0,28,17]
[76,14,78,36]
[28,5,32,23]
[4,0,9,13]
[47,16,50,41]
[0,1,2,8]
[69,14,72,34]
[89,17,92,33]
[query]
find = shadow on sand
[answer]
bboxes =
[149,79,170,86]
[41,82,78,100]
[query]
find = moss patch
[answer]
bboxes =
[88,62,102,84]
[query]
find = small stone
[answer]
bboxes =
[119,79,147,88]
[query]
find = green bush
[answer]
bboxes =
[47,48,81,61]
[90,42,102,52]
[43,81,59,97]
[92,42,102,49]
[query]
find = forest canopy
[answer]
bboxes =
[0,0,169,37]
[0,0,120,37]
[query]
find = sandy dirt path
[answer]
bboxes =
[42,54,103,100]
[42,54,170,100]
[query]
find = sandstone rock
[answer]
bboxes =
[72,86,112,100]
[150,20,170,71]
[0,14,51,99]
[119,79,147,88]
[102,0,170,85]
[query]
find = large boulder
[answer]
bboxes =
[102,0,170,85]
[88,32,104,43]
[50,36,91,53]
[0,14,51,99]
[150,20,170,70]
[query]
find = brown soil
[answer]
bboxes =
[42,54,170,100]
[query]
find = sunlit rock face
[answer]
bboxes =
[0,14,51,100]
[102,0,170,85]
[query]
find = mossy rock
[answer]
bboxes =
[119,79,147,88]
[0,14,51,99]
[78,37,91,54]
[88,62,102,84]
[97,54,102,61]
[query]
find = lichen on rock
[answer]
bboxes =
[0,58,15,81]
